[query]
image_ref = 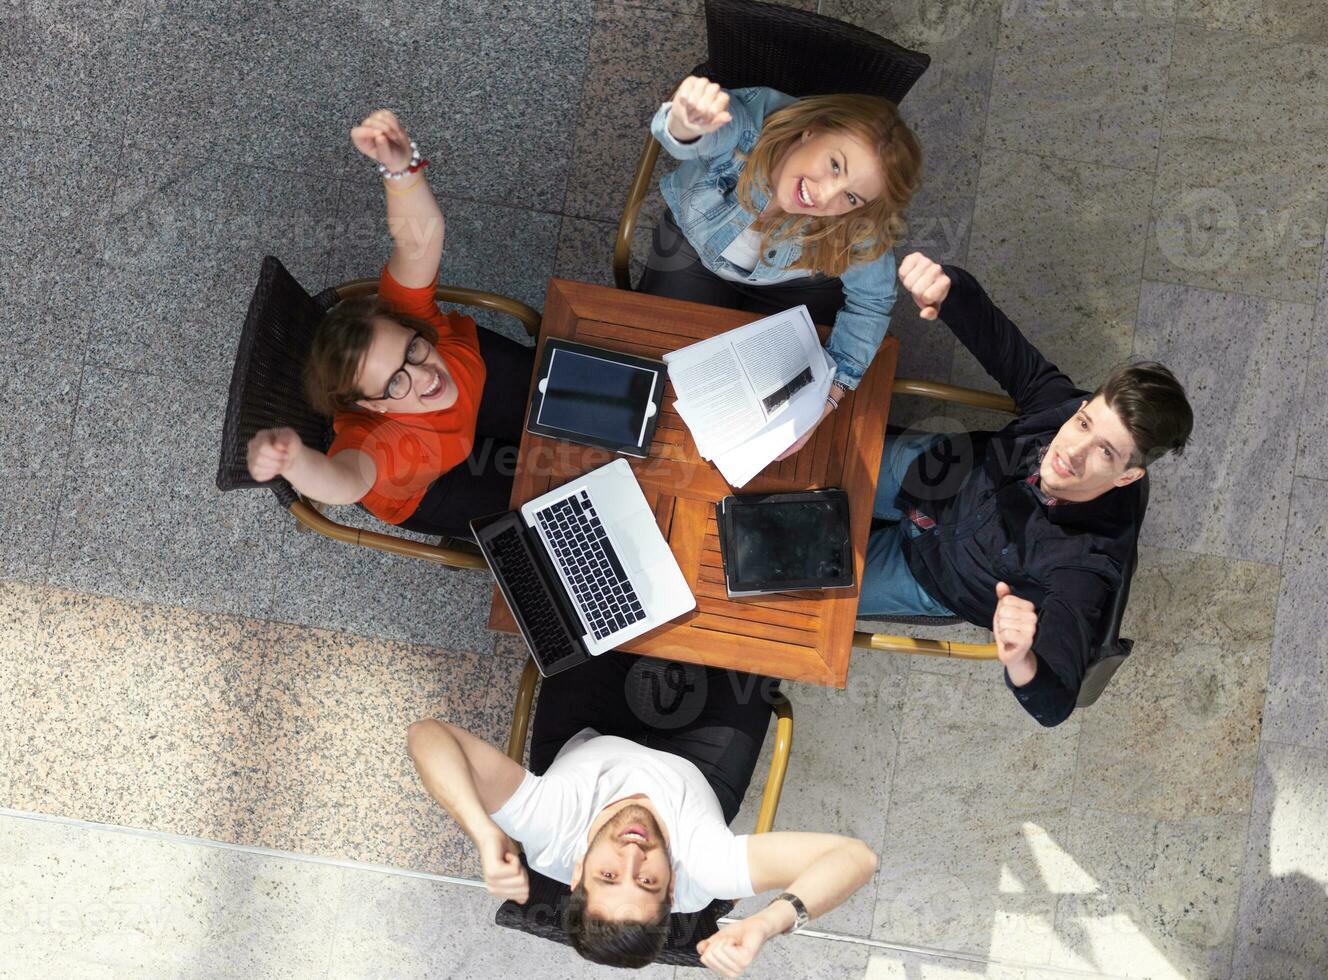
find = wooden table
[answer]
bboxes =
[488,280,896,687]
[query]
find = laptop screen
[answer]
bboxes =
[536,347,660,449]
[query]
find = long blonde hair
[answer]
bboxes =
[735,94,922,278]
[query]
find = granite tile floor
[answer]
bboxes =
[3,0,1327,977]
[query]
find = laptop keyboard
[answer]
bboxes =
[533,490,646,641]
[486,524,583,672]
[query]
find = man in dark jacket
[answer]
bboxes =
[858,252,1193,728]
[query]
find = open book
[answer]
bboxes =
[664,306,834,487]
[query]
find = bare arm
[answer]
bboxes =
[746,831,878,923]
[245,427,375,504]
[406,718,531,901]
[351,110,445,290]
[697,832,878,977]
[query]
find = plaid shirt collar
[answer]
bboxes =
[1028,446,1060,507]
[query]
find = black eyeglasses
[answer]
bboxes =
[363,333,431,401]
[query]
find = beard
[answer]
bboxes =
[596,803,668,852]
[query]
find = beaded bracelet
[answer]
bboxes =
[377,141,427,180]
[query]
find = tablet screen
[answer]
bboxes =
[536,348,660,449]
[729,498,850,586]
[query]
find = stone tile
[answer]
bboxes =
[0,0,141,142]
[826,0,1004,269]
[985,8,1173,172]
[244,620,496,876]
[873,668,1082,962]
[554,214,654,291]
[1073,547,1279,822]
[0,350,79,582]
[1260,478,1328,751]
[958,150,1152,393]
[327,182,556,344]
[45,366,289,617]
[4,590,266,843]
[1232,741,1328,980]
[140,0,593,206]
[125,6,364,176]
[326,871,485,979]
[265,503,499,653]
[823,0,1001,52]
[0,581,51,806]
[628,0,816,14]
[1046,807,1246,979]
[491,630,531,663]
[562,1,707,224]
[0,814,341,978]
[728,652,912,936]
[864,948,1025,978]
[1133,280,1313,565]
[1147,25,1328,304]
[675,932,869,979]
[342,0,594,211]
[87,145,339,381]
[1295,228,1328,480]
[0,131,120,357]
[1177,0,1328,46]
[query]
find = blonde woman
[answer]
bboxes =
[641,77,922,455]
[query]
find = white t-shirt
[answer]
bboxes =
[490,729,754,913]
[717,226,813,284]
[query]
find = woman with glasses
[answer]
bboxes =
[246,109,535,538]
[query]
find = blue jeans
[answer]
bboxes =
[858,434,956,618]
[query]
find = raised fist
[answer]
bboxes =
[668,76,733,140]
[992,581,1038,666]
[351,109,414,173]
[246,427,304,483]
[897,251,952,321]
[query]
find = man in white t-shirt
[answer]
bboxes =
[408,654,878,975]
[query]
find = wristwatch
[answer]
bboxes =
[775,892,810,933]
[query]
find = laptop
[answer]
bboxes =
[472,459,696,676]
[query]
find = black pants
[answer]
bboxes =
[530,652,781,825]
[399,328,536,538]
[637,209,846,324]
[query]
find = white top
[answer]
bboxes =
[490,729,754,913]
[717,226,813,284]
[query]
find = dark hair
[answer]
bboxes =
[562,880,671,969]
[1092,360,1193,467]
[304,297,439,416]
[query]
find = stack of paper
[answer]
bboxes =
[664,306,835,488]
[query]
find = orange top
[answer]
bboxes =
[328,265,487,525]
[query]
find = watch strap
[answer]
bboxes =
[776,891,810,933]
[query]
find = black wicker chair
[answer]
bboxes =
[494,658,794,967]
[216,256,540,569]
[852,404,1148,710]
[613,0,932,287]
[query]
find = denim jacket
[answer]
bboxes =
[650,86,898,390]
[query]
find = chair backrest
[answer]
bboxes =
[700,0,930,102]
[216,256,339,508]
[494,860,733,968]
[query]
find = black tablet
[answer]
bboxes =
[525,339,666,458]
[717,490,854,597]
